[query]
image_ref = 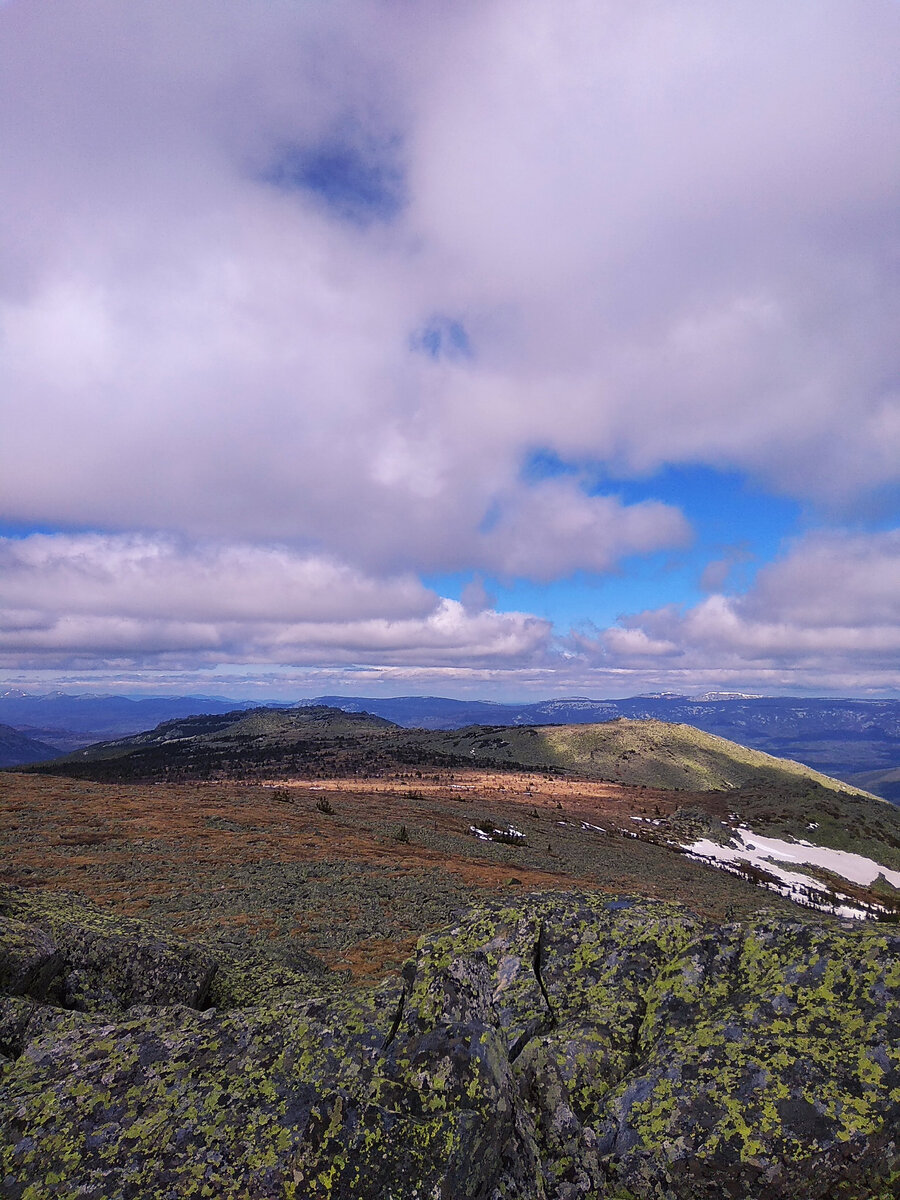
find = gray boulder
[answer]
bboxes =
[1,890,898,1199]
[0,889,217,1014]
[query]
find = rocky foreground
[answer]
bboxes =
[1,887,898,1199]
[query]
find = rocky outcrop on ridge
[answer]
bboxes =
[1,887,898,1198]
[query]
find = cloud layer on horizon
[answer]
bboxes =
[1,0,899,695]
[2,530,900,696]
[0,534,550,670]
[573,530,900,695]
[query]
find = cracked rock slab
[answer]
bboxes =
[1,889,899,1199]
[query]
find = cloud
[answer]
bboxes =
[481,478,690,580]
[573,530,900,693]
[406,0,900,503]
[0,0,897,585]
[1,2,899,698]
[699,546,754,594]
[0,534,434,624]
[737,532,900,630]
[0,533,551,670]
[4,529,900,698]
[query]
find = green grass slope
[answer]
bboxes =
[416,718,875,796]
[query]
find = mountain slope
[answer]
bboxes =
[0,723,59,768]
[848,767,900,805]
[23,705,399,779]
[20,705,873,803]
[413,720,900,876]
[413,718,875,795]
[19,707,900,888]
[5,689,900,790]
[301,693,900,785]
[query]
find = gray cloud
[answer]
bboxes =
[573,531,900,693]
[6,529,899,699]
[481,479,690,581]
[1,2,899,691]
[1,0,898,564]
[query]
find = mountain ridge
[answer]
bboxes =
[16,704,872,799]
[2,689,900,798]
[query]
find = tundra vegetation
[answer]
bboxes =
[2,708,900,1196]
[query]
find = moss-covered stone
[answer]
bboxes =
[0,887,217,1014]
[1,888,898,1198]
[0,916,63,1000]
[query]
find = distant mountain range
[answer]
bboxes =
[0,690,262,754]
[2,688,900,801]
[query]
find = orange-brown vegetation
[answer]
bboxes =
[0,768,787,980]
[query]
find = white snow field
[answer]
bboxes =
[683,826,900,919]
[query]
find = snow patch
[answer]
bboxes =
[681,826,900,920]
[469,823,525,843]
[726,828,900,889]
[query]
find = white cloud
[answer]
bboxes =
[1,2,899,694]
[481,478,690,580]
[573,530,900,692]
[0,534,434,623]
[0,533,550,671]
[7,528,899,699]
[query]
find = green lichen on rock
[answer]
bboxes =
[1,887,898,1198]
[0,916,64,1001]
[592,911,900,1196]
[0,887,218,1014]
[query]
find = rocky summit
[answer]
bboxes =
[1,888,898,1199]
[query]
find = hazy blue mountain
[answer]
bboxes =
[302,694,524,730]
[847,767,900,805]
[4,689,900,799]
[0,723,59,768]
[0,691,267,756]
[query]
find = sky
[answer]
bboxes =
[1,0,900,701]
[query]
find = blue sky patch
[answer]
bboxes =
[427,460,810,630]
[263,135,405,224]
[0,521,94,539]
[410,315,471,361]
[521,447,579,484]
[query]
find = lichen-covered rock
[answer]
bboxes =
[55,922,217,1012]
[0,888,217,1013]
[596,914,900,1198]
[0,994,94,1063]
[1,889,898,1198]
[0,916,64,1000]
